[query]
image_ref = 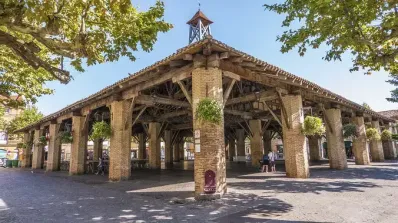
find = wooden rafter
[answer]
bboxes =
[237,122,252,139]
[261,120,272,134]
[132,106,147,127]
[276,89,290,129]
[136,95,190,108]
[124,97,135,130]
[263,101,282,127]
[321,106,334,134]
[142,123,149,137]
[176,80,192,106]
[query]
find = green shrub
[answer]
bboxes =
[196,98,222,125]
[90,121,112,140]
[366,128,381,141]
[59,131,73,144]
[380,129,392,141]
[343,124,358,138]
[302,116,325,136]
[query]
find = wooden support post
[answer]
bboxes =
[176,80,192,105]
[223,79,236,108]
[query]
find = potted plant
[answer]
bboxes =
[36,136,47,146]
[58,131,73,144]
[380,129,392,141]
[90,121,112,140]
[195,98,222,125]
[301,116,325,136]
[366,128,381,141]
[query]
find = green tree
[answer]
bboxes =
[0,0,172,106]
[362,103,372,110]
[264,1,398,100]
[4,106,43,140]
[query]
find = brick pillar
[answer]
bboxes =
[138,133,146,159]
[263,130,272,154]
[69,116,87,175]
[382,123,396,159]
[281,94,310,178]
[93,138,103,161]
[308,136,321,161]
[228,138,235,161]
[179,141,184,161]
[173,141,180,162]
[325,108,347,170]
[370,121,384,162]
[192,66,226,198]
[148,122,160,169]
[236,129,245,161]
[352,116,370,165]
[21,132,32,168]
[32,129,44,169]
[109,100,132,181]
[164,130,173,169]
[249,120,263,168]
[47,123,61,171]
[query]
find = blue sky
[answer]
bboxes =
[36,0,397,115]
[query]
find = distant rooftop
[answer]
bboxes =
[378,110,398,120]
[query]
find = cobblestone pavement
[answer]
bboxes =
[1,161,398,223]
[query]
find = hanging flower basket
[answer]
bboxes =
[195,98,222,125]
[59,131,73,144]
[90,121,112,140]
[301,116,325,136]
[343,124,358,139]
[17,142,24,148]
[366,128,381,141]
[380,129,392,141]
[36,136,47,146]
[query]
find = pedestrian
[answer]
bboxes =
[261,153,270,173]
[96,157,104,176]
[270,150,277,172]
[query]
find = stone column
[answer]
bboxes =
[32,129,44,169]
[21,132,32,168]
[47,123,61,171]
[308,136,322,162]
[179,141,184,161]
[382,123,396,159]
[93,138,103,161]
[249,120,263,168]
[138,133,146,159]
[192,66,226,199]
[173,141,180,162]
[164,130,173,169]
[228,138,236,161]
[148,122,161,169]
[370,120,384,162]
[69,116,87,175]
[263,130,272,154]
[236,129,245,162]
[325,108,347,170]
[109,100,132,181]
[352,116,370,165]
[281,94,309,178]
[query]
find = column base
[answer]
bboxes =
[194,193,222,201]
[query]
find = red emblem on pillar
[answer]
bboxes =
[204,170,216,194]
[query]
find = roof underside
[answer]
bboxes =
[17,37,394,132]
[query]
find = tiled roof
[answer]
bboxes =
[16,37,395,132]
[378,110,398,119]
[187,10,213,25]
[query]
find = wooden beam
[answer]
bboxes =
[224,109,253,119]
[225,89,280,106]
[263,101,282,127]
[159,110,191,120]
[321,106,334,134]
[183,54,193,61]
[261,120,272,134]
[223,79,236,108]
[276,90,290,129]
[157,122,168,140]
[172,69,192,83]
[170,123,192,130]
[124,97,135,129]
[122,64,193,99]
[170,60,187,67]
[135,95,190,108]
[222,71,241,81]
[176,81,192,105]
[132,106,147,127]
[171,130,180,146]
[237,122,252,139]
[220,52,230,59]
[230,56,243,63]
[240,61,257,68]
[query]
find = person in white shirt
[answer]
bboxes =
[269,150,277,172]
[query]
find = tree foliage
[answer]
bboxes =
[301,116,325,136]
[264,1,398,101]
[366,128,381,141]
[362,103,372,110]
[343,123,358,139]
[380,129,392,141]
[2,106,43,140]
[196,98,222,125]
[0,0,171,106]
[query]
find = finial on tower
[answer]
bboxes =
[187,9,213,44]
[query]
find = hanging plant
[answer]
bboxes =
[59,131,73,144]
[90,121,112,140]
[35,136,47,146]
[301,116,325,136]
[380,129,392,141]
[17,142,24,148]
[196,98,222,125]
[392,134,398,141]
[343,124,358,139]
[366,128,381,141]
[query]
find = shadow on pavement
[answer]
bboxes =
[310,166,398,181]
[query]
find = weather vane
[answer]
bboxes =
[198,1,201,10]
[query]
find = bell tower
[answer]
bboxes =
[187,10,213,44]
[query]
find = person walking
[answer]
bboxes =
[261,153,270,173]
[96,157,104,176]
[269,150,277,172]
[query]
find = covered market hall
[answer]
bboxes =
[16,11,396,200]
